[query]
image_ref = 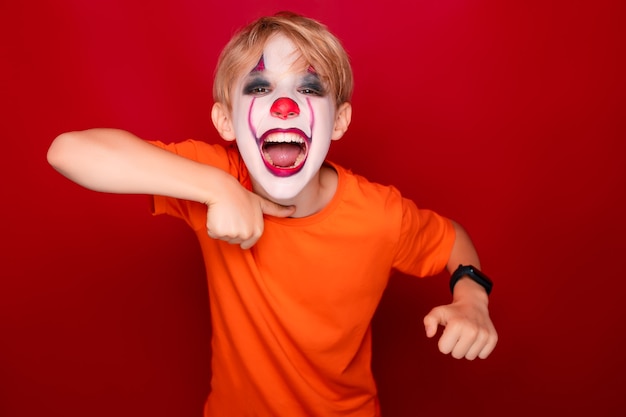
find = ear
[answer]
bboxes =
[331,102,352,141]
[211,102,236,141]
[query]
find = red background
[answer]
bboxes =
[2,1,624,416]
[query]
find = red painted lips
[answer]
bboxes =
[259,128,309,177]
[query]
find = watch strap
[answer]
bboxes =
[449,264,493,295]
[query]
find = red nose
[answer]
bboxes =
[270,97,300,119]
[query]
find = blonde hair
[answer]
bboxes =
[213,11,353,110]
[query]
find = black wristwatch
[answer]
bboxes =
[449,264,493,295]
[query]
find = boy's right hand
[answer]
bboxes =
[205,174,295,250]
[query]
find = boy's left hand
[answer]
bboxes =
[423,298,498,360]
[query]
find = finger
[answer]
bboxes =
[221,231,261,249]
[259,198,295,218]
[462,329,489,360]
[423,311,442,338]
[437,324,461,355]
[453,328,489,360]
[234,222,262,249]
[207,221,261,241]
[240,236,259,250]
[207,230,239,241]
[208,230,250,248]
[477,331,499,359]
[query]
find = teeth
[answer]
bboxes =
[261,132,307,169]
[293,154,305,166]
[263,132,305,144]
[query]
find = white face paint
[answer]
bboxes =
[230,34,337,203]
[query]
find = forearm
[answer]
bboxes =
[446,220,489,304]
[424,220,497,359]
[47,128,229,204]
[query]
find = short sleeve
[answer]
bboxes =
[391,198,456,277]
[147,140,247,231]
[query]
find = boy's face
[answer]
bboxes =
[229,34,339,202]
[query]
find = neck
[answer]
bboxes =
[253,164,338,218]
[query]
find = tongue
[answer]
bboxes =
[265,143,302,167]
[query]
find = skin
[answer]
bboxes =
[212,34,352,212]
[47,33,497,361]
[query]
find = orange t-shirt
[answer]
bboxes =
[151,140,455,417]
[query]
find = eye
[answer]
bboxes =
[244,85,271,96]
[243,77,272,96]
[298,87,324,96]
[249,86,271,95]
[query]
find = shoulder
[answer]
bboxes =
[327,161,405,233]
[149,140,247,180]
[331,161,449,231]
[331,161,403,205]
[148,139,230,162]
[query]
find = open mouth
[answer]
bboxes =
[259,129,309,177]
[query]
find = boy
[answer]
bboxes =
[47,11,497,417]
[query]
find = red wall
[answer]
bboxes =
[2,1,624,416]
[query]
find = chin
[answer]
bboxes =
[255,171,312,204]
[261,184,304,204]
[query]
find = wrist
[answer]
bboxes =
[451,277,490,305]
[449,264,493,296]
[200,166,237,206]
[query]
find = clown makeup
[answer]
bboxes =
[229,34,339,203]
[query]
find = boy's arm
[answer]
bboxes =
[47,128,294,249]
[423,221,498,360]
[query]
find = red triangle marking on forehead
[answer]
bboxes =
[252,56,265,72]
